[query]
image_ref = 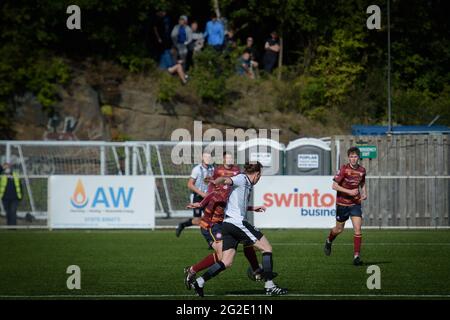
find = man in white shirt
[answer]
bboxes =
[176,152,214,237]
[191,162,288,297]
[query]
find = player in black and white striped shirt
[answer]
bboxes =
[191,162,288,296]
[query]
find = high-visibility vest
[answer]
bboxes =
[0,171,22,200]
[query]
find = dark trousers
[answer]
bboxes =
[263,54,277,73]
[192,193,204,218]
[2,198,19,225]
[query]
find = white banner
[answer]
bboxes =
[253,176,350,228]
[48,176,155,229]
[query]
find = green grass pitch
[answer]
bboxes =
[0,229,449,300]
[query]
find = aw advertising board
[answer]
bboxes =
[253,176,344,228]
[48,176,155,229]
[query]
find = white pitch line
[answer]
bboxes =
[0,293,449,299]
[271,242,450,246]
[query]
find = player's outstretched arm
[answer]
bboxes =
[212,177,233,186]
[186,192,215,209]
[247,206,266,212]
[186,202,202,209]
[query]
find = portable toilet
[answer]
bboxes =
[285,138,331,175]
[237,138,285,175]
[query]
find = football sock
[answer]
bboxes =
[196,277,205,287]
[201,261,226,283]
[328,230,337,242]
[354,234,362,257]
[191,253,219,273]
[262,252,274,281]
[264,280,275,289]
[243,245,260,271]
[181,219,193,228]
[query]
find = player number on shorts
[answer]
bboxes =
[66,265,81,290]
[366,265,381,290]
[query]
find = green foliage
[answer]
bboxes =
[26,57,70,110]
[157,72,178,103]
[190,47,235,105]
[1,0,450,138]
[113,132,133,142]
[296,76,326,111]
[392,86,450,126]
[311,29,367,106]
[118,54,157,74]
[101,105,114,117]
[305,106,328,124]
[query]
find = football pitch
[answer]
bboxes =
[0,229,449,300]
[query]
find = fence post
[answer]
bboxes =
[144,143,165,217]
[156,144,173,218]
[125,146,130,175]
[17,145,37,217]
[100,145,106,175]
[132,145,138,175]
[6,141,11,164]
[335,138,340,171]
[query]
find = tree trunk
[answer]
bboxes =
[277,35,283,80]
[213,0,221,18]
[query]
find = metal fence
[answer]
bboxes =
[332,134,450,227]
[0,135,449,228]
[0,140,280,227]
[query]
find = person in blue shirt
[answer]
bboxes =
[171,15,192,68]
[203,13,224,51]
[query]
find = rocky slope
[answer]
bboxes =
[12,62,346,144]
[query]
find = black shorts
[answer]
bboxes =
[192,193,204,218]
[222,220,264,251]
[200,223,223,246]
[336,204,362,223]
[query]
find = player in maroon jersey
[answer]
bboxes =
[324,146,367,266]
[182,152,265,290]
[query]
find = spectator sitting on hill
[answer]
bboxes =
[236,49,257,79]
[159,48,189,84]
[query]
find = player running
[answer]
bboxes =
[183,153,265,289]
[176,152,214,237]
[191,162,288,297]
[324,146,367,266]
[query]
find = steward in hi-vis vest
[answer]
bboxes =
[1,163,23,226]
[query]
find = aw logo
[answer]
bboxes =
[70,179,134,209]
[71,179,89,209]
